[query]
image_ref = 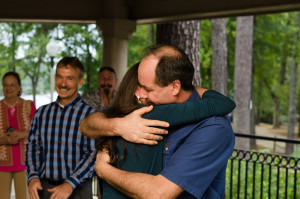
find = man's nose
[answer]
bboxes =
[61,78,66,86]
[139,88,148,98]
[102,79,112,82]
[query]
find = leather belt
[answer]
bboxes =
[42,178,65,186]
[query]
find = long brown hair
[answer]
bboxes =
[96,62,141,166]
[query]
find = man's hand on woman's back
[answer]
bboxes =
[114,106,169,145]
[79,106,169,145]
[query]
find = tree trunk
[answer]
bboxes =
[255,84,262,125]
[273,98,281,128]
[211,18,228,95]
[250,97,256,149]
[250,51,256,149]
[233,16,254,150]
[32,55,43,105]
[85,41,92,90]
[156,20,201,86]
[272,21,291,129]
[286,12,300,154]
[11,23,17,72]
[262,77,281,128]
[286,62,297,154]
[32,78,37,105]
[298,90,300,137]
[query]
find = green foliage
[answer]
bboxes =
[200,20,212,88]
[199,12,300,124]
[226,18,237,96]
[0,23,57,97]
[291,146,300,157]
[21,24,58,95]
[0,23,102,99]
[58,24,102,93]
[200,18,236,96]
[225,158,300,198]
[0,23,32,72]
[253,13,299,124]
[128,25,153,68]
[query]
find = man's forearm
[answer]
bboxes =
[97,161,158,199]
[15,131,29,140]
[96,160,182,199]
[79,112,120,139]
[79,107,169,145]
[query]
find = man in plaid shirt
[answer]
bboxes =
[25,57,96,199]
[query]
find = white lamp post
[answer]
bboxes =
[46,39,59,102]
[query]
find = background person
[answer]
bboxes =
[25,57,96,199]
[0,71,36,199]
[82,66,117,111]
[82,66,118,198]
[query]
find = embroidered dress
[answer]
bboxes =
[0,98,35,171]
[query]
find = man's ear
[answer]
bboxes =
[78,77,84,87]
[171,80,181,96]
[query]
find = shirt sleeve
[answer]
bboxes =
[143,89,236,127]
[65,109,97,188]
[26,111,41,182]
[66,136,96,188]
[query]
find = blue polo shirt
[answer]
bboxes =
[161,89,235,198]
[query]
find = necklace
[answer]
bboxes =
[3,98,19,115]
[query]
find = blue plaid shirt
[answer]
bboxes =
[26,95,96,188]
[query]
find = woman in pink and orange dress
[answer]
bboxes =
[0,71,36,199]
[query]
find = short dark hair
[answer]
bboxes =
[2,71,21,86]
[146,45,194,91]
[98,66,116,75]
[56,56,84,77]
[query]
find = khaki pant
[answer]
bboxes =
[0,170,29,199]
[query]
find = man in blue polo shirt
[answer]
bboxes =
[94,44,235,198]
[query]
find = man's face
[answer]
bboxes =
[55,65,84,105]
[137,55,174,105]
[98,70,117,96]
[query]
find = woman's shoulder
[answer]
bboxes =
[20,98,35,114]
[19,98,32,103]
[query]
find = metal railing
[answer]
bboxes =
[92,134,300,198]
[225,134,300,199]
[92,177,99,197]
